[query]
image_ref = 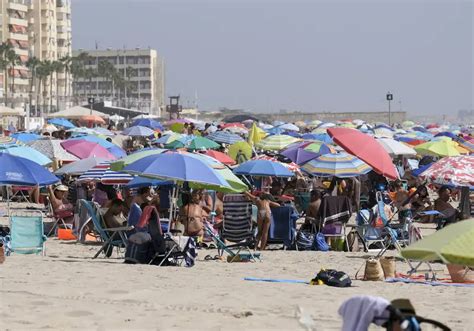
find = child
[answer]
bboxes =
[244,191,280,250]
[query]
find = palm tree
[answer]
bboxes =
[0,43,11,106]
[124,66,136,106]
[60,55,72,107]
[83,68,96,99]
[5,46,21,108]
[37,60,52,114]
[25,57,40,116]
[71,52,89,104]
[98,60,116,99]
[51,60,64,111]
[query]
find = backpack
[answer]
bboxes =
[296,230,315,251]
[311,269,352,287]
[312,232,330,251]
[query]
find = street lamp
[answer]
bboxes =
[386,91,393,126]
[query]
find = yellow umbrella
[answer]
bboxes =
[247,122,266,146]
[170,122,185,133]
[414,140,461,157]
[228,141,252,163]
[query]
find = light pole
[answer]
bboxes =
[386,91,393,126]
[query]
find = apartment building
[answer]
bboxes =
[0,0,72,111]
[72,48,165,116]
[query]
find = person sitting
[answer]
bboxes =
[434,186,457,227]
[47,184,74,223]
[103,198,127,229]
[409,185,432,214]
[304,190,322,230]
[179,190,209,237]
[244,191,280,250]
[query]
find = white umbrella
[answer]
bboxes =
[376,138,417,156]
[109,114,124,122]
[278,123,300,132]
[132,114,160,120]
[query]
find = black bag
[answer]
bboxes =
[124,241,154,264]
[296,230,314,250]
[312,269,352,287]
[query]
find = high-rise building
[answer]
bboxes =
[0,0,72,112]
[72,48,165,116]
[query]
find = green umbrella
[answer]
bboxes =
[401,219,474,266]
[190,167,248,193]
[188,136,220,150]
[228,141,252,163]
[165,140,185,149]
[110,149,166,171]
[414,140,461,157]
[256,134,299,151]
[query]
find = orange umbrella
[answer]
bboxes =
[79,115,106,125]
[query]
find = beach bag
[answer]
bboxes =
[311,269,351,287]
[125,233,154,264]
[380,256,396,278]
[313,232,329,251]
[296,230,314,251]
[361,257,384,281]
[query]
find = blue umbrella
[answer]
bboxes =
[283,131,302,138]
[0,154,59,186]
[48,118,76,129]
[68,135,115,149]
[301,133,333,144]
[55,157,109,176]
[233,159,294,177]
[412,163,433,177]
[0,145,52,166]
[10,132,41,143]
[122,125,155,137]
[132,118,164,131]
[124,152,230,187]
[126,176,172,189]
[435,131,457,139]
[207,131,244,144]
[107,145,127,159]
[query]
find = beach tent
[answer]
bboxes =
[47,106,109,119]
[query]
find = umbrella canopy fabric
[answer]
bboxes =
[79,115,106,125]
[78,161,133,185]
[202,150,236,165]
[92,127,115,136]
[28,139,78,162]
[48,106,109,119]
[68,135,115,149]
[0,145,52,166]
[207,131,244,145]
[280,145,320,165]
[60,140,116,160]
[10,132,41,143]
[253,155,300,173]
[228,141,252,163]
[154,133,182,144]
[109,114,125,122]
[124,152,230,187]
[55,157,109,176]
[132,118,164,130]
[277,123,300,132]
[302,133,333,144]
[414,140,461,157]
[48,118,76,129]
[256,134,299,151]
[304,141,337,154]
[401,219,474,266]
[302,152,372,178]
[233,159,294,177]
[247,123,266,145]
[419,156,474,188]
[328,128,398,180]
[122,125,154,137]
[126,176,172,188]
[110,148,166,171]
[187,136,220,150]
[0,154,59,186]
[376,138,417,156]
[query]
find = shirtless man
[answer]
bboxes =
[103,199,127,229]
[244,191,280,250]
[434,186,457,225]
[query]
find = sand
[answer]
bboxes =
[0,207,473,330]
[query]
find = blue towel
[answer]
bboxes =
[270,206,295,247]
[244,277,309,284]
[386,277,474,288]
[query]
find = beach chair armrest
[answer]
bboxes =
[105,226,134,232]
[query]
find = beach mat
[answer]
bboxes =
[244,277,309,284]
[386,277,474,288]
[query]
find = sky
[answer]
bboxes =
[72,0,473,116]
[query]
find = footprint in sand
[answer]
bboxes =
[106,289,129,295]
[65,310,93,317]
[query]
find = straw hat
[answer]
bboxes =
[54,184,69,192]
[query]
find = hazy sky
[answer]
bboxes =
[72,0,472,115]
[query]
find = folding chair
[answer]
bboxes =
[294,192,311,215]
[221,194,257,251]
[318,196,352,251]
[7,211,46,256]
[45,196,73,237]
[355,208,387,252]
[11,186,32,203]
[269,205,297,250]
[80,199,133,259]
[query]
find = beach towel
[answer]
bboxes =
[385,277,474,288]
[338,295,390,331]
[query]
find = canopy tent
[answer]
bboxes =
[47,106,109,119]
[0,105,25,116]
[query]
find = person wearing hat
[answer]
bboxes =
[47,184,74,219]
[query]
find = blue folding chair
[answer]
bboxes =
[7,211,46,256]
[269,205,298,249]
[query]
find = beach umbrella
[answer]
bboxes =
[110,148,166,171]
[284,131,302,138]
[294,121,307,128]
[277,123,300,132]
[253,155,300,173]
[0,145,52,166]
[43,124,58,132]
[267,126,285,135]
[233,159,294,177]
[78,161,133,185]
[10,132,41,143]
[28,139,78,162]
[225,126,248,134]
[402,120,415,128]
[0,136,20,147]
[92,127,115,136]
[48,118,76,129]
[455,137,474,154]
[107,145,127,159]
[396,136,427,146]
[122,125,155,137]
[356,124,374,133]
[414,140,461,157]
[68,135,115,149]
[228,141,252,163]
[79,115,106,125]
[165,139,186,149]
[154,133,182,144]
[435,131,458,140]
[169,122,185,133]
[0,154,59,186]
[55,157,109,176]
[60,140,116,160]
[256,134,299,151]
[132,114,160,120]
[301,133,333,144]
[376,138,417,156]
[124,152,230,187]
[328,128,399,180]
[126,176,172,189]
[352,119,365,126]
[281,142,326,165]
[187,136,220,150]
[304,141,337,154]
[318,122,336,129]
[201,150,236,165]
[248,123,267,146]
[311,127,329,134]
[132,118,164,130]
[373,127,395,138]
[109,114,125,122]
[419,155,474,188]
[401,219,474,266]
[302,152,372,178]
[272,120,285,127]
[258,123,273,130]
[207,130,244,145]
[308,120,322,127]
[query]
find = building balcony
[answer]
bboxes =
[8,32,28,41]
[14,48,28,56]
[9,17,27,27]
[7,2,28,12]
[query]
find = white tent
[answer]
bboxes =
[0,105,25,116]
[132,114,160,120]
[47,106,109,119]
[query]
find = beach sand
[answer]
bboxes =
[0,209,473,330]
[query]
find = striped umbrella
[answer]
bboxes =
[78,161,133,185]
[256,134,300,151]
[302,152,372,178]
[28,139,79,162]
[207,131,244,144]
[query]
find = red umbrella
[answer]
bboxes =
[201,150,236,165]
[61,140,116,160]
[327,128,398,180]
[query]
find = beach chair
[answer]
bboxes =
[318,196,352,251]
[221,194,256,249]
[294,192,311,215]
[269,205,297,249]
[355,208,387,252]
[45,196,73,237]
[80,199,133,259]
[10,186,32,203]
[204,223,260,262]
[7,211,46,256]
